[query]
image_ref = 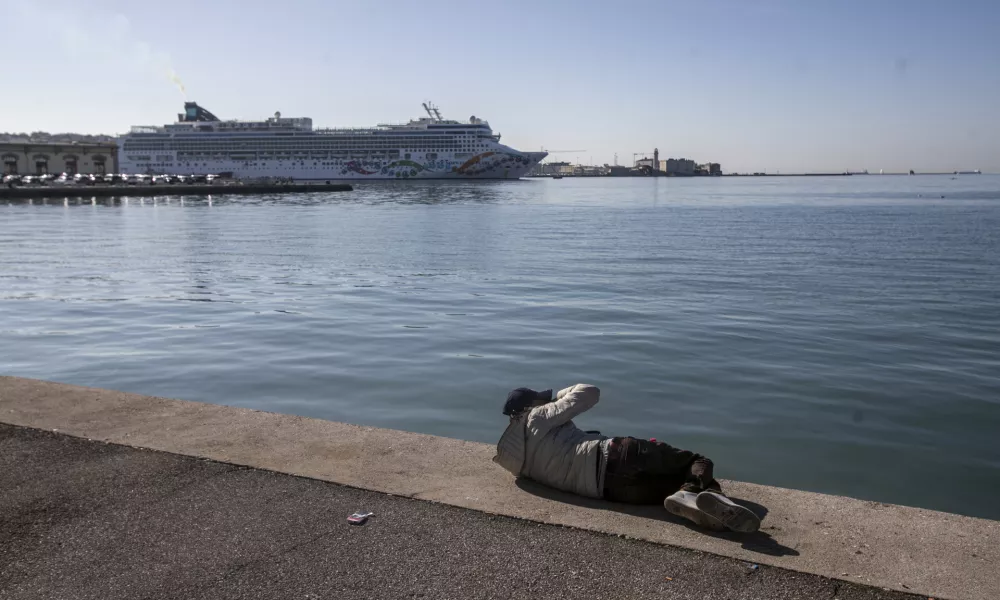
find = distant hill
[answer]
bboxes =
[0,132,116,144]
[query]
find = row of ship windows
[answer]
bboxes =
[124,147,484,152]
[128,138,486,142]
[126,136,491,143]
[125,148,484,154]
[133,135,491,142]
[131,152,466,163]
[126,150,486,157]
[124,142,488,149]
[135,161,457,168]
[130,163,442,171]
[170,128,483,134]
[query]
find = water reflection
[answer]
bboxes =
[3,180,539,209]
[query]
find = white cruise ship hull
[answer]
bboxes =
[119,151,547,181]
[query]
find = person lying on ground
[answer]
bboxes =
[493,383,761,533]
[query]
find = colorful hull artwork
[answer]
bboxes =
[340,152,537,179]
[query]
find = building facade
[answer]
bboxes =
[1,142,118,176]
[664,158,695,176]
[529,161,576,176]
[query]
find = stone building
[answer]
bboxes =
[529,161,575,176]
[664,158,695,176]
[1,142,118,176]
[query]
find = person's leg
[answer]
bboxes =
[680,456,722,494]
[602,437,759,531]
[603,437,671,505]
[672,453,760,533]
[630,438,728,498]
[603,438,726,531]
[642,443,758,533]
[605,437,717,499]
[668,454,761,533]
[659,451,759,532]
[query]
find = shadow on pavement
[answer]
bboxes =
[514,478,799,558]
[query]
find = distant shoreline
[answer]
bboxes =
[528,171,986,178]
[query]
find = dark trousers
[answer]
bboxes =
[602,436,721,505]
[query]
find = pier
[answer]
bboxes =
[0,182,352,200]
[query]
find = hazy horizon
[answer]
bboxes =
[2,0,998,173]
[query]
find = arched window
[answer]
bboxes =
[63,154,79,175]
[32,154,50,175]
[92,154,107,175]
[2,153,18,175]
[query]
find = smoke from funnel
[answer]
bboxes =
[168,68,187,98]
[11,3,188,98]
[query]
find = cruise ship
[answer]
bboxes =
[118,102,547,180]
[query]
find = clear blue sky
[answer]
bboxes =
[2,0,998,173]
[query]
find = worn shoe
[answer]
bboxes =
[663,491,726,531]
[695,491,761,533]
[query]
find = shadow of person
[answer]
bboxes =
[514,478,798,557]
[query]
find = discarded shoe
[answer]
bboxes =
[663,491,725,531]
[695,491,761,533]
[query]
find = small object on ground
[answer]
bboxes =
[747,564,759,571]
[696,491,761,533]
[347,511,375,525]
[663,491,725,531]
[664,577,673,581]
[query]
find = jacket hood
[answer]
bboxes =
[493,415,527,476]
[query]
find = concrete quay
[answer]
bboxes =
[1,376,997,599]
[0,182,351,200]
[1,423,921,600]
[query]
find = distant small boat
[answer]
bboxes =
[955,170,982,175]
[552,175,564,179]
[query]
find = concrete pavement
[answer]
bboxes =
[1,376,997,599]
[2,424,919,600]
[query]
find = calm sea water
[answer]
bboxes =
[2,176,999,519]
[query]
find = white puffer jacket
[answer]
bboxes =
[493,384,607,498]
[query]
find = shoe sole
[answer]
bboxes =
[695,492,761,533]
[664,496,726,531]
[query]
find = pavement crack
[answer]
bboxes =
[276,528,339,557]
[192,528,339,594]
[127,462,247,511]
